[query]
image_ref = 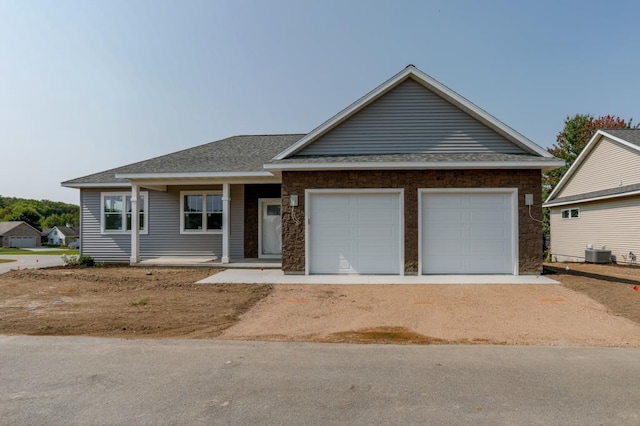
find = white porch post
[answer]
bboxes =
[130,183,140,264]
[221,183,230,264]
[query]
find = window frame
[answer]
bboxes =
[100,191,149,235]
[561,208,580,220]
[180,190,223,234]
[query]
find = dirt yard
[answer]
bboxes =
[1,264,639,346]
[0,267,271,338]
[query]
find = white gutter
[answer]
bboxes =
[264,160,565,171]
[115,171,274,179]
[543,189,640,208]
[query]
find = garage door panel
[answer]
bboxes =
[421,192,514,274]
[309,192,401,274]
[469,225,508,239]
[9,237,37,248]
[357,240,396,255]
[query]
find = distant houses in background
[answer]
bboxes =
[0,221,43,248]
[46,225,79,246]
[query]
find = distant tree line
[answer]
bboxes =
[0,196,79,231]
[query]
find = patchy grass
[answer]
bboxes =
[0,248,79,256]
[0,259,16,263]
[130,297,150,307]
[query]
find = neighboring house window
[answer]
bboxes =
[561,208,579,219]
[101,192,148,233]
[180,191,223,233]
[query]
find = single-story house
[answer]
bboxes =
[544,129,640,264]
[47,225,79,246]
[0,221,43,248]
[62,65,563,275]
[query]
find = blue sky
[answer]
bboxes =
[1,0,638,204]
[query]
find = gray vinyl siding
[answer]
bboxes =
[549,197,640,263]
[558,137,640,198]
[297,78,526,156]
[80,185,245,263]
[230,184,244,258]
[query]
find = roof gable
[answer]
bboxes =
[294,78,526,156]
[52,226,79,237]
[274,65,552,160]
[545,129,640,206]
[0,221,40,235]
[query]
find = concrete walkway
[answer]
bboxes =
[198,269,559,284]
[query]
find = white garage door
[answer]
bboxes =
[421,192,514,274]
[308,192,402,274]
[9,236,37,248]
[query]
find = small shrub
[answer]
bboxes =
[130,297,149,307]
[61,254,79,266]
[78,256,95,267]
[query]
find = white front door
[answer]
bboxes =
[259,198,282,259]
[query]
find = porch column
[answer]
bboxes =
[130,183,140,264]
[221,183,230,264]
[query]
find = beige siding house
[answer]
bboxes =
[544,129,640,264]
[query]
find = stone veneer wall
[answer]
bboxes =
[243,184,282,258]
[281,170,542,274]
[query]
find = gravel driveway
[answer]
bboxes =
[221,284,640,347]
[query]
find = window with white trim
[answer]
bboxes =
[561,208,580,219]
[101,192,148,233]
[180,191,223,233]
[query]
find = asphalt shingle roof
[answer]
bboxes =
[54,226,79,237]
[0,221,24,235]
[602,129,640,147]
[545,182,640,206]
[63,134,305,185]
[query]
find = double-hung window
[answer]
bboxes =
[101,192,148,233]
[181,191,223,233]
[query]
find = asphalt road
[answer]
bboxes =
[0,254,64,274]
[1,336,639,425]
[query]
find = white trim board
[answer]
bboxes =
[264,160,563,171]
[418,188,519,276]
[304,188,405,276]
[273,65,552,160]
[543,189,640,207]
[258,198,283,260]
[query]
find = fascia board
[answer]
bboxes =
[114,171,274,179]
[61,182,132,188]
[264,160,564,171]
[543,189,640,207]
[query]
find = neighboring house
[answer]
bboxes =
[544,129,640,264]
[0,221,43,248]
[62,65,563,275]
[47,225,79,246]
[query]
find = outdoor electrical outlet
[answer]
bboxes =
[290,195,298,206]
[525,194,534,206]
